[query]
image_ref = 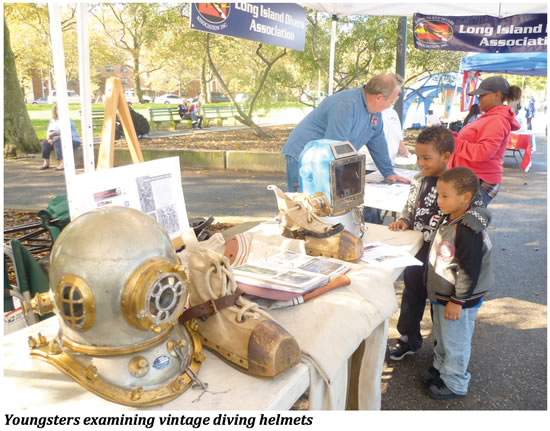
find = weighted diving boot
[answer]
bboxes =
[180,247,300,377]
[268,185,363,262]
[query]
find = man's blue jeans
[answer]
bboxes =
[432,302,480,395]
[285,155,300,192]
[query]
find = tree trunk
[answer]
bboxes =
[4,20,40,156]
[205,34,283,140]
[200,56,208,102]
[133,55,143,103]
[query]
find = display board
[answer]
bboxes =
[69,157,190,249]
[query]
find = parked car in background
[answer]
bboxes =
[47,90,81,104]
[210,92,230,103]
[31,96,49,104]
[154,94,184,104]
[124,90,152,103]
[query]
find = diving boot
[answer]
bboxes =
[268,185,363,262]
[180,247,300,377]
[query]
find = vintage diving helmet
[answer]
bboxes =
[299,139,366,237]
[26,207,205,407]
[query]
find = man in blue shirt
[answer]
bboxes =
[282,73,410,191]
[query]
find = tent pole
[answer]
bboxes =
[48,2,78,219]
[394,16,407,125]
[328,15,337,96]
[77,3,95,173]
[447,71,461,128]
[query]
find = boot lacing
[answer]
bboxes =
[205,262,272,323]
[285,203,330,232]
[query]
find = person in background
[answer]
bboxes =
[40,103,81,171]
[462,103,481,126]
[360,106,410,223]
[191,100,204,129]
[281,72,410,192]
[360,106,410,169]
[424,167,493,400]
[448,76,521,206]
[525,96,536,130]
[178,100,190,120]
[426,110,441,126]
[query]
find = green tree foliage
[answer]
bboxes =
[286,11,466,101]
[4,3,79,96]
[150,5,207,97]
[91,3,170,103]
[4,19,40,156]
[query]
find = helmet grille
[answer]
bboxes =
[146,274,185,324]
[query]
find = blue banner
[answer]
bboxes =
[413,13,547,53]
[190,3,306,51]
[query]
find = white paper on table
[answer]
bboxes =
[361,241,423,269]
[365,167,418,183]
[394,154,417,166]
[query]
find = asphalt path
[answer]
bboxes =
[3,133,547,411]
[3,157,285,222]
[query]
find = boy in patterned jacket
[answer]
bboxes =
[424,167,494,399]
[388,126,488,361]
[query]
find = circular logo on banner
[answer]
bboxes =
[414,20,453,45]
[196,3,231,24]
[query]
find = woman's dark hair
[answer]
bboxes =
[416,125,454,155]
[463,103,480,125]
[504,85,522,104]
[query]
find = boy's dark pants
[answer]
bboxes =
[396,242,429,351]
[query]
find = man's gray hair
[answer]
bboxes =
[365,73,404,98]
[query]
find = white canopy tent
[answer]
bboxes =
[301,2,548,94]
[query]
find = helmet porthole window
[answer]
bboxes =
[122,260,188,331]
[56,275,95,331]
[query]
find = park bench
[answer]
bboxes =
[148,107,184,131]
[78,109,106,130]
[202,104,247,127]
[91,110,105,130]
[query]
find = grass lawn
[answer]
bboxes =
[27,103,152,140]
[26,100,305,140]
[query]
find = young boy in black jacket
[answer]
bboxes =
[424,167,493,399]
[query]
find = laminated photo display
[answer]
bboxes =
[69,157,190,242]
[234,250,350,293]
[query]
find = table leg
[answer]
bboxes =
[345,319,389,410]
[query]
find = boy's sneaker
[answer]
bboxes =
[389,340,418,360]
[427,379,465,400]
[422,366,441,386]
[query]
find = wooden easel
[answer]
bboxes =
[96,77,144,170]
[96,77,186,250]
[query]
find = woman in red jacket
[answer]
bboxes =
[448,76,522,206]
